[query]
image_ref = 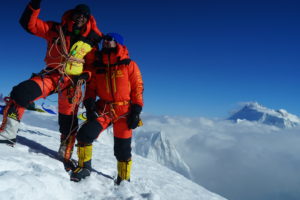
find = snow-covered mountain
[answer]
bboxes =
[133,131,192,179]
[228,102,300,128]
[0,110,226,200]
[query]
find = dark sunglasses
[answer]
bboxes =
[104,35,115,42]
[74,11,90,18]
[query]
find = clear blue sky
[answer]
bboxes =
[0,0,299,118]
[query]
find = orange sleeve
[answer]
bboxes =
[19,4,51,39]
[129,61,144,107]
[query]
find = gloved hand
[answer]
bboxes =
[30,0,42,9]
[83,98,98,121]
[81,32,103,47]
[78,72,90,81]
[73,72,90,84]
[127,104,142,129]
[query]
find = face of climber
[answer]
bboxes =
[72,12,88,28]
[103,36,117,49]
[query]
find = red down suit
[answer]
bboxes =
[13,3,102,120]
[84,43,144,139]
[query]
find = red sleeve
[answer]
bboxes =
[129,61,144,107]
[19,4,52,39]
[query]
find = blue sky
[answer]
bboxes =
[0,0,299,118]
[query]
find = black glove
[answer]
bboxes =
[78,72,90,81]
[30,0,42,9]
[83,98,98,121]
[127,104,142,129]
[82,32,103,46]
[73,72,90,84]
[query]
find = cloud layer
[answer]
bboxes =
[139,114,300,200]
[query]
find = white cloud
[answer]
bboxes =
[139,114,300,200]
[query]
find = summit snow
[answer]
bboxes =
[0,109,226,200]
[228,102,300,128]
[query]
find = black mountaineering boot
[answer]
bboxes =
[70,143,92,182]
[115,160,132,185]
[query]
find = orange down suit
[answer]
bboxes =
[15,3,102,119]
[85,44,144,139]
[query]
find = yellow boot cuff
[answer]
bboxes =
[77,144,92,168]
[117,160,132,181]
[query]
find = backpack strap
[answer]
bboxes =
[95,59,132,74]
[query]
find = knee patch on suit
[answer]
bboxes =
[10,80,42,108]
[59,113,78,136]
[76,121,102,144]
[114,137,132,161]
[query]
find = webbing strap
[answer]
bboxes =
[110,101,130,106]
[105,100,130,123]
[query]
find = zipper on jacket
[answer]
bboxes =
[112,70,117,93]
[107,54,116,101]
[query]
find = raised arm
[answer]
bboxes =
[19,0,52,39]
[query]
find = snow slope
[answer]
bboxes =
[133,130,191,179]
[0,111,226,200]
[228,102,300,128]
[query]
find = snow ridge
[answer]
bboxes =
[229,102,300,128]
[133,131,192,179]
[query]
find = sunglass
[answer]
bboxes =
[104,35,115,42]
[74,11,90,18]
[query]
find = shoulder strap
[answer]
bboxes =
[116,59,131,66]
[95,58,132,74]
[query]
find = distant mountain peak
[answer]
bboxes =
[244,101,261,108]
[133,130,192,179]
[229,102,300,128]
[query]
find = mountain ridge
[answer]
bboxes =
[228,102,300,128]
